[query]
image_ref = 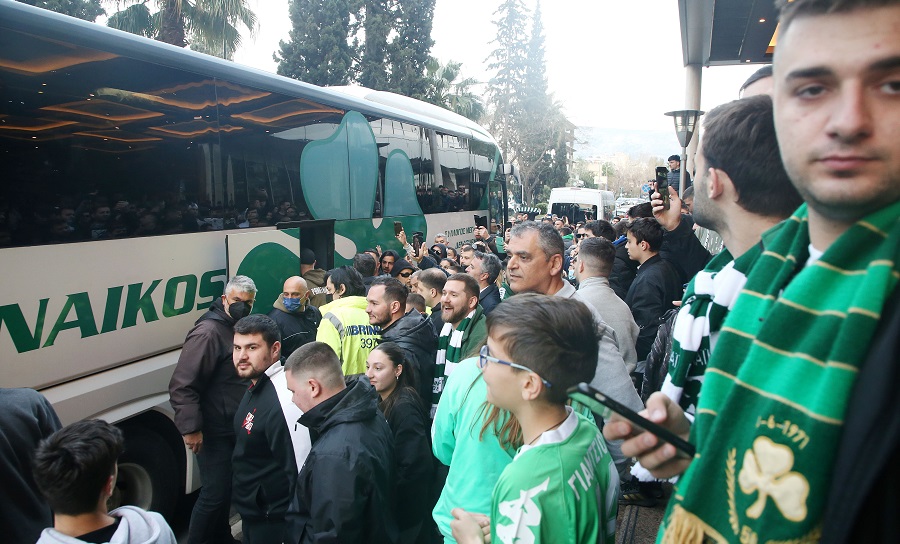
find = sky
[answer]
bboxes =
[232,0,762,132]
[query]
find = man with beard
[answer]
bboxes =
[169,276,256,544]
[652,95,803,414]
[231,315,297,543]
[366,277,437,403]
[430,273,487,418]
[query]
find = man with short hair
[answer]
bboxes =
[267,276,322,360]
[33,420,176,544]
[610,2,900,540]
[169,275,256,544]
[232,315,298,543]
[654,95,803,414]
[301,248,329,308]
[353,252,378,293]
[458,244,476,268]
[466,251,501,315]
[505,221,643,479]
[284,343,398,544]
[624,218,681,362]
[431,273,488,417]
[583,219,615,241]
[367,277,437,402]
[416,267,448,333]
[316,267,378,376]
[575,237,640,372]
[434,232,448,245]
[666,154,692,194]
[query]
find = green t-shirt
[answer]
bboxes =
[491,410,619,544]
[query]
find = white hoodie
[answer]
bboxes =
[36,506,176,544]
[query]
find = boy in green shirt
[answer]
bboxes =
[451,293,619,544]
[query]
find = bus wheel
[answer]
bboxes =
[110,428,178,519]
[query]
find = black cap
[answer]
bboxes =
[300,248,317,265]
[667,155,681,162]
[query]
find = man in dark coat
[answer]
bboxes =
[366,277,438,403]
[232,315,298,544]
[624,218,681,361]
[466,251,501,315]
[284,343,397,544]
[267,276,322,360]
[169,275,256,544]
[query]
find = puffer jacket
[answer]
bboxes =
[286,379,398,544]
[380,310,438,402]
[268,297,322,360]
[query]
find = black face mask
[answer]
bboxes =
[228,301,253,321]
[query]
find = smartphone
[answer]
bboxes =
[567,383,695,459]
[655,166,670,210]
[394,221,403,236]
[505,221,513,231]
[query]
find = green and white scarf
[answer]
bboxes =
[431,310,474,418]
[661,201,900,544]
[662,244,762,415]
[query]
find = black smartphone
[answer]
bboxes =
[505,220,513,231]
[394,221,403,236]
[567,382,694,459]
[655,166,670,210]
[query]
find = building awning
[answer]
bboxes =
[679,0,779,67]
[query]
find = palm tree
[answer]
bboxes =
[423,59,485,122]
[106,0,257,58]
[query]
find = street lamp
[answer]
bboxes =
[664,109,704,198]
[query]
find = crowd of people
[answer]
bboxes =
[1,0,899,542]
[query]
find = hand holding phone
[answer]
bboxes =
[569,384,694,479]
[655,167,670,210]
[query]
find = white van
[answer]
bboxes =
[548,187,616,223]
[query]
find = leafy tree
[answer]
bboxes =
[276,0,355,86]
[387,0,435,98]
[423,59,484,122]
[106,0,256,57]
[358,0,391,89]
[485,0,529,161]
[16,0,104,21]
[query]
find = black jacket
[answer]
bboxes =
[286,379,398,544]
[429,303,444,335]
[268,300,322,360]
[660,216,712,285]
[822,287,900,543]
[383,389,433,532]
[0,388,61,544]
[478,284,501,315]
[232,371,298,522]
[380,310,438,402]
[609,243,638,301]
[169,299,248,436]
[625,255,682,362]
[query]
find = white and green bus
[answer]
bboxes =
[0,0,509,517]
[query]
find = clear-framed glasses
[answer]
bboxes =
[478,345,552,388]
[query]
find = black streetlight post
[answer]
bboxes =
[664,109,704,198]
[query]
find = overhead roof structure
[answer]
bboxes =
[678,0,780,67]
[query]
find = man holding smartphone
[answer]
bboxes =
[607,1,900,542]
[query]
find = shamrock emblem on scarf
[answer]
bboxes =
[738,436,809,522]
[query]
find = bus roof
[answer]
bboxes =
[0,0,498,145]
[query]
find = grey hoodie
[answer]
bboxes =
[36,506,176,544]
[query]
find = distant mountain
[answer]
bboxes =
[574,127,680,160]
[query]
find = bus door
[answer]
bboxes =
[225,220,334,315]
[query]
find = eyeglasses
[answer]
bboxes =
[576,234,586,238]
[398,271,413,278]
[478,345,552,388]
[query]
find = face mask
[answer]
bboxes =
[283,297,303,312]
[324,293,334,304]
[227,301,252,320]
